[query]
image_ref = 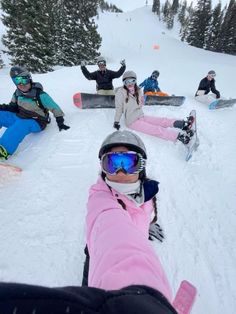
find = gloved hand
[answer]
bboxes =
[120,59,126,66]
[56,116,70,131]
[81,60,86,67]
[148,223,164,242]
[113,122,120,130]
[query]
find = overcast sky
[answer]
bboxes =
[110,0,229,11]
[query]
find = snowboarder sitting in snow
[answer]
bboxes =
[195,70,220,105]
[82,130,178,311]
[0,66,70,160]
[113,71,194,145]
[139,70,168,96]
[0,132,179,314]
[80,56,126,95]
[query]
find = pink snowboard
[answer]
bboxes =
[0,162,22,173]
[172,280,197,314]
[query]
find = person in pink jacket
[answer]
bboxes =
[85,130,177,312]
[114,71,194,145]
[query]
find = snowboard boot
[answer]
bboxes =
[177,133,191,145]
[173,116,194,131]
[0,145,9,160]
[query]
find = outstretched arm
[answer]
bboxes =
[81,66,97,80]
[109,64,126,79]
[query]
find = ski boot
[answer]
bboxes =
[0,145,9,160]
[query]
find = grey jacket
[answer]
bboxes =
[114,87,144,126]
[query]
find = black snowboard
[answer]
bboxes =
[73,92,115,109]
[144,95,185,106]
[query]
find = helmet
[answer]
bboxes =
[208,70,216,76]
[122,71,137,81]
[99,130,147,159]
[97,56,106,64]
[151,70,159,78]
[10,66,31,78]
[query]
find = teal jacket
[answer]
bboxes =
[3,82,64,129]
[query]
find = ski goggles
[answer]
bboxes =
[208,73,216,78]
[151,75,158,80]
[101,151,145,175]
[124,78,136,86]
[12,76,31,85]
[98,61,106,66]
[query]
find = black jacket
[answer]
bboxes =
[195,77,220,98]
[0,282,178,314]
[81,65,126,90]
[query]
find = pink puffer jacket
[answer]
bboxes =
[86,177,172,301]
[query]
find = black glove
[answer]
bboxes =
[56,116,70,131]
[148,223,164,242]
[113,122,120,130]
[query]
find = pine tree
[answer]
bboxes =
[180,2,194,41]
[186,0,212,48]
[204,2,223,52]
[152,0,161,17]
[1,0,56,73]
[219,0,236,55]
[162,0,174,29]
[0,53,4,68]
[178,0,187,25]
[57,0,101,66]
[172,0,179,15]
[152,0,158,12]
[162,0,171,23]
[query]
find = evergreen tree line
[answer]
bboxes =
[0,0,103,72]
[152,0,236,55]
[99,0,122,12]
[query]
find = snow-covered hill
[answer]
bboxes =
[0,6,236,314]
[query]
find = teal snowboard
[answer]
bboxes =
[209,98,236,109]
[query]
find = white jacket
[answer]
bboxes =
[114,87,144,126]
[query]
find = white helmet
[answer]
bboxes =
[99,130,147,159]
[122,71,137,81]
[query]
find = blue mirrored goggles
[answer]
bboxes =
[12,76,31,85]
[124,78,136,86]
[101,151,146,175]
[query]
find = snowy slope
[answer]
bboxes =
[0,6,236,314]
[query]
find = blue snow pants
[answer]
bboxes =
[0,112,42,155]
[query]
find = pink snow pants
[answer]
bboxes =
[129,115,178,142]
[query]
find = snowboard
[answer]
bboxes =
[185,110,200,161]
[0,162,22,173]
[209,98,236,109]
[144,95,185,106]
[172,280,197,314]
[73,92,115,109]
